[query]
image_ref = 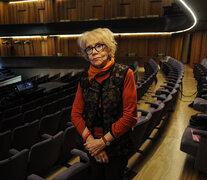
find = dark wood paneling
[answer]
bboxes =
[190,32,202,67]
[200,32,207,62]
[150,1,161,16]
[169,34,184,61]
[0,0,175,24]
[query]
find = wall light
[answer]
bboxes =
[2,41,11,45]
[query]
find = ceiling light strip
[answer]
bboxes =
[0,36,47,39]
[171,0,197,34]
[9,0,41,4]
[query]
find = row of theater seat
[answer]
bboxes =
[131,57,184,156]
[0,124,79,180]
[0,91,76,132]
[0,71,80,110]
[180,58,207,173]
[136,59,158,100]
[0,74,78,117]
[191,58,207,112]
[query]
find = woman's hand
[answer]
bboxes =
[94,150,109,163]
[84,138,105,156]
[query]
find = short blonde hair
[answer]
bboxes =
[77,28,117,60]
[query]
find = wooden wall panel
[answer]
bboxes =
[56,0,82,21]
[200,32,207,62]
[157,36,171,55]
[148,37,158,56]
[0,2,9,24]
[33,38,42,56]
[150,1,161,16]
[161,0,174,15]
[6,1,53,24]
[169,34,183,61]
[84,0,105,20]
[0,0,176,24]
[138,0,150,17]
[93,5,104,20]
[41,40,48,56]
[47,38,56,56]
[0,34,186,67]
[0,39,12,56]
[190,32,202,67]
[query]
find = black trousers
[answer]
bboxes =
[88,155,128,180]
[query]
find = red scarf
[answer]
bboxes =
[88,57,115,82]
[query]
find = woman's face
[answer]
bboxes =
[85,38,111,68]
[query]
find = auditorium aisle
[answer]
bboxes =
[128,65,207,180]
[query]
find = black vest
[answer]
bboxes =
[80,63,134,157]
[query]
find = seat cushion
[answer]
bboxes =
[180,127,199,156]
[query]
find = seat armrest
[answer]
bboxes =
[67,121,74,127]
[166,78,177,83]
[197,114,207,120]
[137,109,149,116]
[200,95,207,100]
[156,89,170,95]
[145,101,159,107]
[41,133,52,140]
[160,85,173,90]
[27,174,45,180]
[163,81,176,86]
[193,129,207,137]
[71,149,89,162]
[151,95,166,101]
[9,148,19,155]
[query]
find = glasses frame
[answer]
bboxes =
[85,43,105,55]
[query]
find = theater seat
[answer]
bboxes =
[180,114,207,173]
[28,131,63,175]
[0,130,11,160]
[52,149,90,180]
[0,149,29,180]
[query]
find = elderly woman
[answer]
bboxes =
[71,28,137,180]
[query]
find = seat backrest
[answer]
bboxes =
[0,130,11,160]
[143,103,165,141]
[3,106,22,119]
[21,100,37,113]
[131,112,152,154]
[0,149,29,180]
[58,126,79,164]
[1,113,24,132]
[28,131,63,175]
[41,101,58,117]
[39,111,61,136]
[23,106,42,123]
[58,106,72,131]
[12,120,40,150]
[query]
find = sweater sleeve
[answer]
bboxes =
[111,68,138,138]
[71,83,86,136]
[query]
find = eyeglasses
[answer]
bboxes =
[85,43,105,55]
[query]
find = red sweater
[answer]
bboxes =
[71,68,137,138]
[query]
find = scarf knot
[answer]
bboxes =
[88,58,115,82]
